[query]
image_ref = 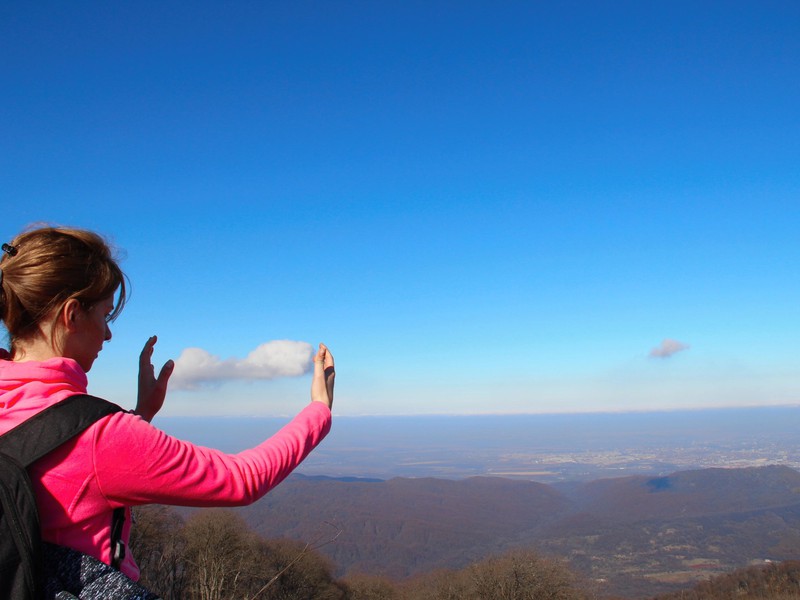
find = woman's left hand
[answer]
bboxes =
[311,343,335,409]
[136,335,174,422]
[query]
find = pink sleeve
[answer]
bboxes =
[91,402,331,507]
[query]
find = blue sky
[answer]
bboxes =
[2,1,799,416]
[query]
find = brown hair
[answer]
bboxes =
[0,226,127,354]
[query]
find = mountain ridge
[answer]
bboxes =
[230,464,800,597]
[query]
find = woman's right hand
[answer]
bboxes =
[311,343,335,409]
[136,335,174,422]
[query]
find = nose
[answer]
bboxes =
[105,323,112,342]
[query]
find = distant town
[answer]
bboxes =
[160,405,800,483]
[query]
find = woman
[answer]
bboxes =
[0,226,334,585]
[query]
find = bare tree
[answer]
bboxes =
[183,509,259,600]
[130,504,188,599]
[134,507,346,600]
[399,568,472,600]
[343,573,399,600]
[250,533,346,600]
[469,549,584,600]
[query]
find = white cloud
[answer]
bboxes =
[649,338,690,359]
[172,340,314,390]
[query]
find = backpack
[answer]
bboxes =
[0,395,126,599]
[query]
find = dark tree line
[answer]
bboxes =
[130,506,346,599]
[132,504,800,600]
[651,560,800,600]
[361,550,590,600]
[131,505,602,600]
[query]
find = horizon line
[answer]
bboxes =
[157,402,800,419]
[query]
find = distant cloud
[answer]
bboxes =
[172,340,314,390]
[649,338,690,359]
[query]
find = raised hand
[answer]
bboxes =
[136,335,174,422]
[311,343,335,409]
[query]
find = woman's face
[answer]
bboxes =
[65,293,114,372]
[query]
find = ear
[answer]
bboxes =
[61,298,84,333]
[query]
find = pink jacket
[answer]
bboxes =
[0,355,332,581]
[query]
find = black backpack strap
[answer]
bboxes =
[110,507,127,569]
[0,394,128,572]
[0,394,123,468]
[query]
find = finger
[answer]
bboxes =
[318,343,334,369]
[139,335,157,362]
[318,343,335,403]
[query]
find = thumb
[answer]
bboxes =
[157,360,175,387]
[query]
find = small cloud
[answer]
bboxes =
[649,338,690,359]
[172,340,314,390]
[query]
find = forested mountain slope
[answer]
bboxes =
[229,465,800,596]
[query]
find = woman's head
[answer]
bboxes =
[0,226,127,359]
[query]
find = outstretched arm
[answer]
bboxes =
[97,344,336,506]
[136,335,174,422]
